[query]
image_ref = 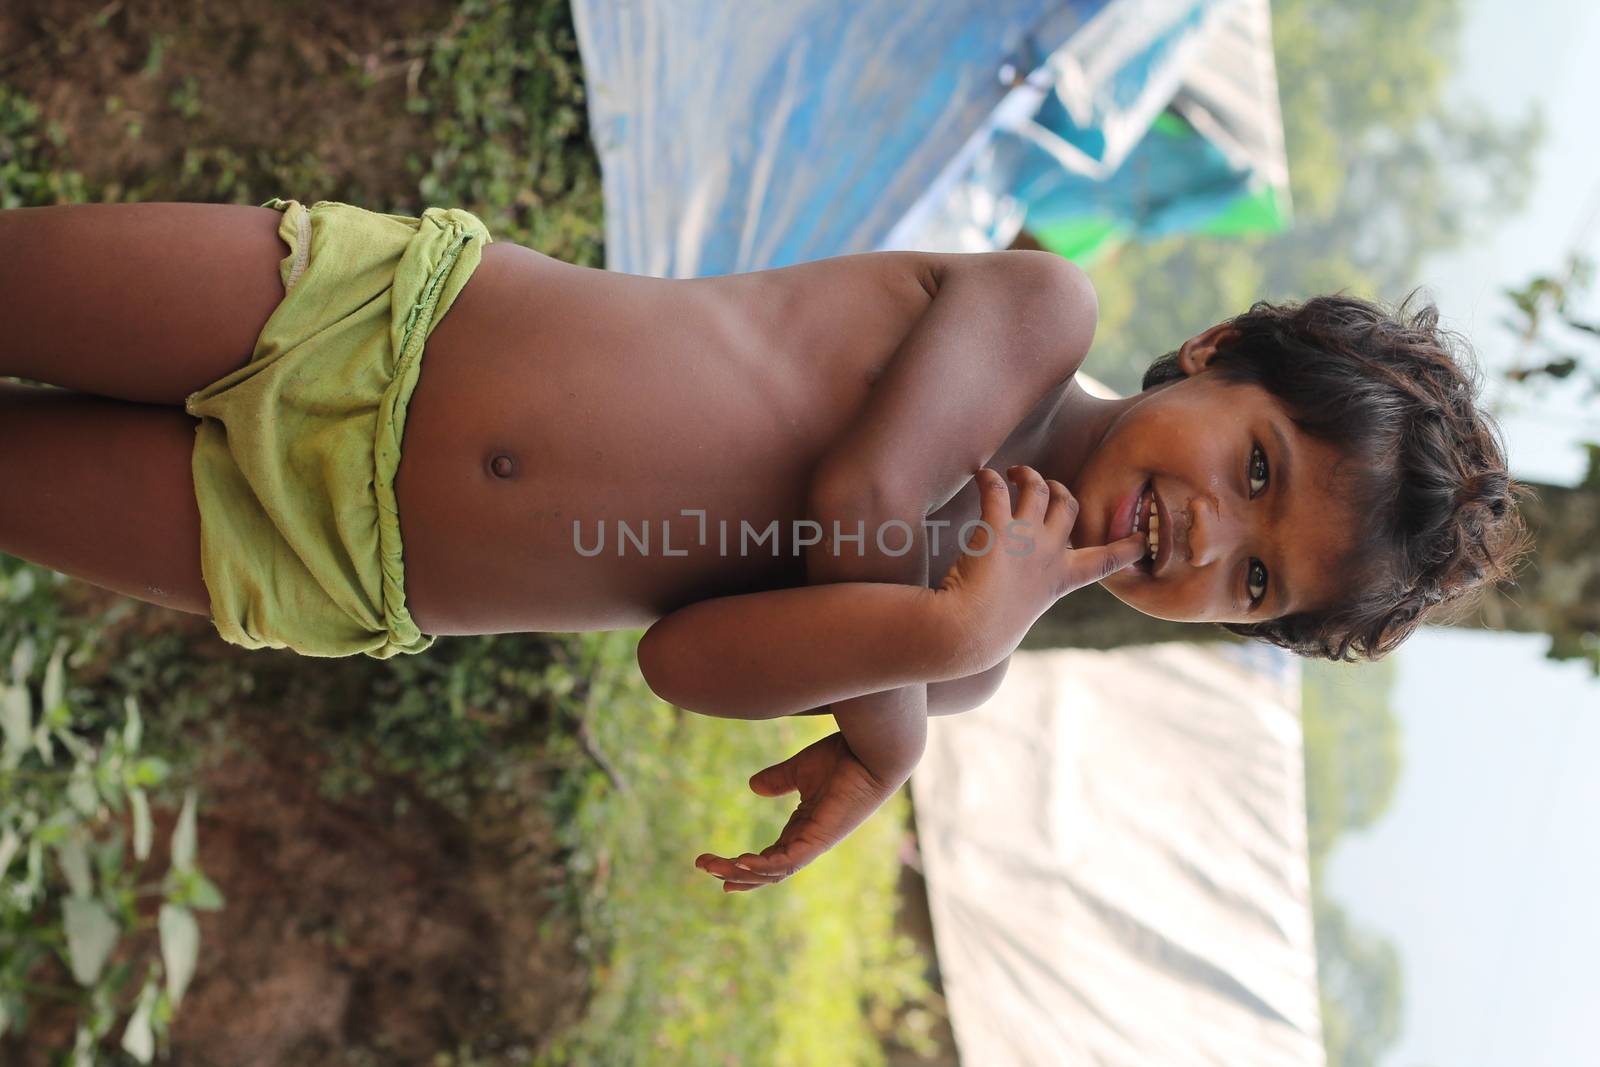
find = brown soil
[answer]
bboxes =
[1,5,598,1059]
[3,591,588,1065]
[159,710,589,1066]
[0,0,455,210]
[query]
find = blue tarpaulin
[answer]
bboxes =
[568,0,1289,277]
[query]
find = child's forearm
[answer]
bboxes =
[803,498,938,787]
[635,579,971,721]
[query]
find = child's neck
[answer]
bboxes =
[1027,377,1141,494]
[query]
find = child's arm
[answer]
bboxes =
[795,251,1098,785]
[791,656,1013,718]
[672,467,1146,892]
[636,578,980,720]
[684,253,1103,892]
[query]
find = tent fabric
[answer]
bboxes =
[568,0,1111,277]
[909,644,1325,1067]
[567,0,1289,273]
[922,0,1294,261]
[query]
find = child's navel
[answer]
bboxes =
[487,453,517,479]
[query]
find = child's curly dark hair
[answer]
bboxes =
[1140,293,1535,662]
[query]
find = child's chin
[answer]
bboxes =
[1099,574,1142,608]
[1101,578,1185,623]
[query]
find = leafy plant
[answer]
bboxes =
[0,635,222,1063]
[0,82,89,208]
[404,0,605,265]
[1501,253,1600,396]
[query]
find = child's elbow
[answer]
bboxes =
[1047,256,1099,362]
[635,619,689,707]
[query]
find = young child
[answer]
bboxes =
[0,199,1528,892]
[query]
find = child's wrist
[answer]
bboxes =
[927,587,999,680]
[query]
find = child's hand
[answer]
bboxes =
[695,731,897,892]
[937,465,1146,661]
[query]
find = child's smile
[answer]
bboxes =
[1040,338,1366,626]
[1115,477,1166,571]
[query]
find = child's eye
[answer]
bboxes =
[1248,442,1270,497]
[1248,559,1269,608]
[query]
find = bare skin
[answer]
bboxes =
[394,237,935,635]
[0,203,1199,892]
[0,204,1060,629]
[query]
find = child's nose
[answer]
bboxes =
[1183,495,1238,569]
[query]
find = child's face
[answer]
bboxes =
[1069,326,1362,625]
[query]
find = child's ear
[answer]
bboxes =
[1177,322,1241,377]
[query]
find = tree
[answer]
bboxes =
[1469,257,1600,670]
[1451,455,1600,670]
[1302,655,1407,1067]
[1080,0,1543,397]
[1315,898,1406,1067]
[1500,254,1600,397]
[1301,658,1403,880]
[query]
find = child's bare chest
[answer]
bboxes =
[396,242,984,635]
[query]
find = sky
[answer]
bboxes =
[1319,3,1600,1066]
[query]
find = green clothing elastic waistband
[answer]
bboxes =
[184,197,492,658]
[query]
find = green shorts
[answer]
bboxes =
[184,198,492,659]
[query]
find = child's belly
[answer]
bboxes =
[392,241,933,636]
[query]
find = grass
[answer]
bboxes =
[537,632,937,1067]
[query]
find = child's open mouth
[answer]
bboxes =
[1130,479,1160,575]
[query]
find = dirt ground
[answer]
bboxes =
[2,593,589,1066]
[0,0,456,210]
[1,0,597,1053]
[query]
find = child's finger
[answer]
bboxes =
[1043,479,1080,528]
[966,467,1008,552]
[1065,533,1148,585]
[695,853,784,884]
[729,852,786,883]
[713,843,800,882]
[1006,465,1051,525]
[748,759,798,796]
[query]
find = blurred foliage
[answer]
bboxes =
[0,560,225,1062]
[1302,658,1403,884]
[1,0,940,1061]
[537,633,939,1067]
[406,0,606,264]
[1081,0,1544,394]
[0,83,90,207]
[1312,895,1405,1067]
[1301,659,1406,1067]
[1501,253,1598,393]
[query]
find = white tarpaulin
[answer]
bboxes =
[909,644,1325,1067]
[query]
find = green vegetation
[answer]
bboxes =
[0,2,936,1062]
[1081,0,1543,394]
[542,633,936,1067]
[0,559,223,1063]
[0,83,90,208]
[1301,658,1405,1067]
[408,0,606,264]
